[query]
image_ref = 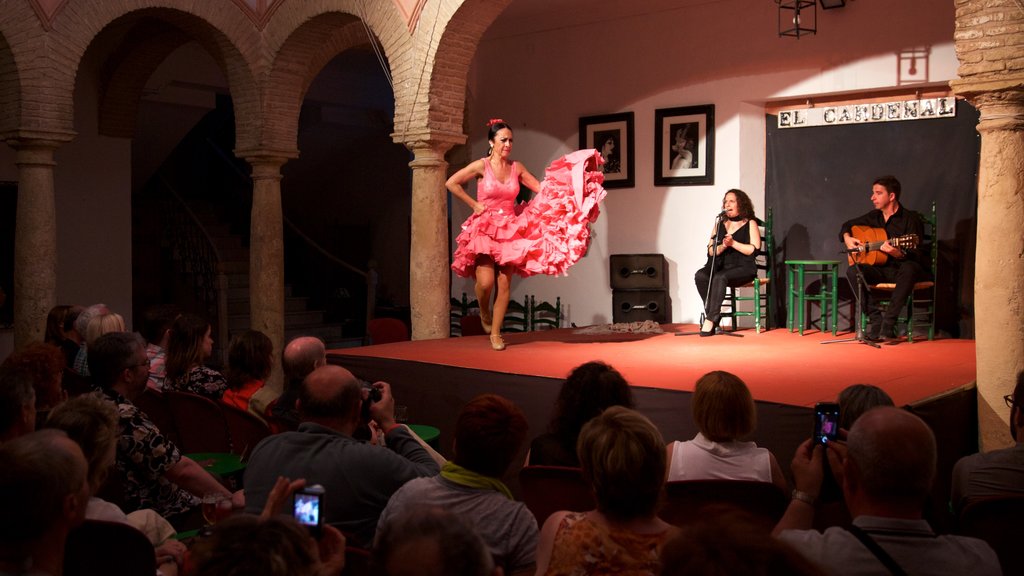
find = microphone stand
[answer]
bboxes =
[821,247,880,348]
[678,212,743,338]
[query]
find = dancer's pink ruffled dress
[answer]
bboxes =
[452,149,607,278]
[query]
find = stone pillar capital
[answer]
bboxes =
[966,88,1024,133]
[393,128,466,157]
[6,130,77,166]
[236,148,297,179]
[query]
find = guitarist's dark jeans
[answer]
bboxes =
[847,260,929,337]
[695,265,755,324]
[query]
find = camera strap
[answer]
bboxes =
[847,525,908,576]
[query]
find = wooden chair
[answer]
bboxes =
[861,201,938,342]
[957,495,1024,576]
[660,480,788,529]
[518,465,595,525]
[64,520,156,576]
[529,296,561,330]
[501,296,530,332]
[366,317,410,345]
[722,208,773,333]
[134,387,181,448]
[459,314,487,336]
[449,293,479,336]
[164,390,231,454]
[221,403,272,459]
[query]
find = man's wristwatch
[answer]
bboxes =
[791,489,817,506]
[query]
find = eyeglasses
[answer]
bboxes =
[1005,394,1017,409]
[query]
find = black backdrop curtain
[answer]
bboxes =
[765,100,979,337]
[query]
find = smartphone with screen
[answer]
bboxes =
[292,485,325,538]
[814,402,840,445]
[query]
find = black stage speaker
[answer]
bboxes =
[612,290,670,324]
[609,254,668,291]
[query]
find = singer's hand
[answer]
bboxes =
[722,234,734,248]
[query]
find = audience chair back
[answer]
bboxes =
[64,520,156,576]
[367,317,410,345]
[661,480,788,530]
[957,495,1024,576]
[222,404,272,459]
[459,314,487,336]
[134,387,181,448]
[722,208,774,333]
[450,293,480,336]
[165,390,232,454]
[519,465,596,526]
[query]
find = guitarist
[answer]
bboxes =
[839,176,929,343]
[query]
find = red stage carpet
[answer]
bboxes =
[333,324,976,408]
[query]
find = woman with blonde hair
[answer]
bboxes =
[535,406,677,575]
[665,370,787,493]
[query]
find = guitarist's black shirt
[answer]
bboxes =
[838,205,927,269]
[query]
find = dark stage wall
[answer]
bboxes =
[766,100,980,337]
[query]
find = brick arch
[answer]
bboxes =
[258,13,371,153]
[394,0,512,144]
[13,1,263,146]
[0,33,20,138]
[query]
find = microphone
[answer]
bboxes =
[717,210,727,218]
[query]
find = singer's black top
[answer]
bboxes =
[705,219,757,276]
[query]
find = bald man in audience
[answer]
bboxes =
[774,407,1000,576]
[0,430,90,575]
[243,364,439,546]
[260,336,328,431]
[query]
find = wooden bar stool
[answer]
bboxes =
[785,260,840,335]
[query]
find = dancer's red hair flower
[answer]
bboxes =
[487,118,505,127]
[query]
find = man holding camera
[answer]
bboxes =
[773,407,999,575]
[243,364,439,546]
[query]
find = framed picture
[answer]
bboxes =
[654,104,715,186]
[579,112,634,189]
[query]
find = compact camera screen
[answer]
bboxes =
[293,486,324,537]
[814,402,840,445]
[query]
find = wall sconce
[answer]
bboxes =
[777,0,817,39]
[819,0,846,8]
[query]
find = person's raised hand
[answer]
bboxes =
[790,438,825,496]
[260,476,306,520]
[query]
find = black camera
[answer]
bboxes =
[814,402,840,445]
[359,379,381,422]
[293,485,325,538]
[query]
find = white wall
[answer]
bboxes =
[457,0,959,327]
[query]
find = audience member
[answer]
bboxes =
[774,406,1000,576]
[534,406,678,575]
[58,304,85,368]
[222,329,273,416]
[46,393,186,572]
[141,304,179,391]
[71,303,110,376]
[837,384,894,431]
[89,332,231,524]
[0,341,67,427]
[528,360,634,466]
[666,370,788,493]
[85,311,126,348]
[660,510,825,576]
[0,362,35,442]
[371,506,499,576]
[243,364,440,546]
[164,313,227,399]
[0,429,90,575]
[45,304,74,346]
[951,371,1024,516]
[378,394,536,574]
[264,336,328,432]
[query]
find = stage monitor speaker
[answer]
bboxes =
[612,290,670,324]
[609,254,668,290]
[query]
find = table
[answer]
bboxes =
[785,260,840,335]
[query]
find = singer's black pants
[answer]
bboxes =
[694,265,755,324]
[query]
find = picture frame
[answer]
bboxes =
[579,112,634,189]
[654,104,715,186]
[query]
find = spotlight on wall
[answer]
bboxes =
[777,0,816,39]
[819,0,846,9]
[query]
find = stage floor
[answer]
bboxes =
[331,324,977,409]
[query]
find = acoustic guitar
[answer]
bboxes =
[848,225,919,266]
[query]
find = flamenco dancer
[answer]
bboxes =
[447,119,607,350]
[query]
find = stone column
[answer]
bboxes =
[408,142,455,340]
[244,155,288,397]
[951,0,1024,450]
[8,135,73,348]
